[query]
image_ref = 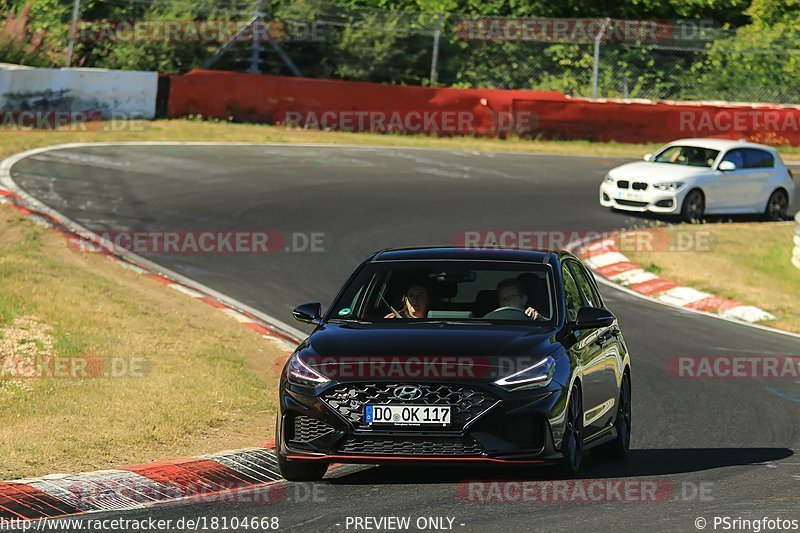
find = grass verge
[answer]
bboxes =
[0,207,289,480]
[625,223,800,333]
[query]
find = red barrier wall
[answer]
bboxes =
[516,98,800,145]
[168,70,565,135]
[168,70,800,145]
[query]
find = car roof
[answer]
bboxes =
[372,246,569,264]
[663,137,778,153]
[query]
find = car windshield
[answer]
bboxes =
[652,145,720,168]
[328,260,556,324]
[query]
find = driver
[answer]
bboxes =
[496,279,540,319]
[384,283,430,319]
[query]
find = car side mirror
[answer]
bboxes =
[643,153,653,162]
[718,161,736,171]
[572,306,615,330]
[292,302,322,324]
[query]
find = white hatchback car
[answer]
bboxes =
[599,138,795,222]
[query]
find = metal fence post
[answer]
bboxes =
[65,0,81,67]
[249,2,264,74]
[592,17,611,98]
[430,13,443,86]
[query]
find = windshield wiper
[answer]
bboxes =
[328,318,373,324]
[406,320,492,326]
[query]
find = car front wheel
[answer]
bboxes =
[680,189,705,223]
[560,385,584,476]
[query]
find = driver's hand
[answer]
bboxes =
[525,307,539,319]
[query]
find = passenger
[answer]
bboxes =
[687,147,708,166]
[384,284,431,319]
[496,279,540,319]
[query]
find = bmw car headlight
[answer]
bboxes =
[653,181,684,191]
[286,353,330,386]
[603,174,614,184]
[494,355,556,391]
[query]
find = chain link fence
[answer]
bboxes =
[5,0,800,104]
[212,1,800,104]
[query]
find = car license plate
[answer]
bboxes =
[365,404,451,426]
[615,190,643,201]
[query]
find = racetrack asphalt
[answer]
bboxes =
[9,144,800,532]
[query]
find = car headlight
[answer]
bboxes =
[493,355,556,391]
[603,174,614,184]
[653,181,684,191]
[286,353,330,386]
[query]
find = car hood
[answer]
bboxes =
[610,161,711,182]
[297,322,560,379]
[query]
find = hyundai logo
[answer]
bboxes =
[392,385,423,401]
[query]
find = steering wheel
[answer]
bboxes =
[483,306,529,320]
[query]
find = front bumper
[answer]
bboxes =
[277,380,565,464]
[599,182,681,213]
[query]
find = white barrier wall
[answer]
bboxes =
[0,63,157,119]
[794,211,800,271]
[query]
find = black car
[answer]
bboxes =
[276,247,631,480]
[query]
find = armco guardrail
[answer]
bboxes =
[794,211,800,271]
[167,70,800,144]
[0,63,158,119]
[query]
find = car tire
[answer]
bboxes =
[680,189,705,223]
[765,189,789,221]
[560,385,584,476]
[592,371,631,460]
[277,452,328,481]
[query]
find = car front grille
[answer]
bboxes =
[321,383,497,431]
[337,435,485,456]
[632,182,648,190]
[617,180,630,189]
[615,199,649,207]
[291,415,335,443]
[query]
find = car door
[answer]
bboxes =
[567,260,619,435]
[743,148,778,211]
[711,148,748,211]
[562,262,607,438]
[715,148,771,212]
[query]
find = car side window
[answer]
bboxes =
[743,148,774,169]
[562,265,583,323]
[721,149,745,169]
[568,261,602,308]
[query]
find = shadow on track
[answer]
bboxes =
[610,208,796,224]
[325,447,793,484]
